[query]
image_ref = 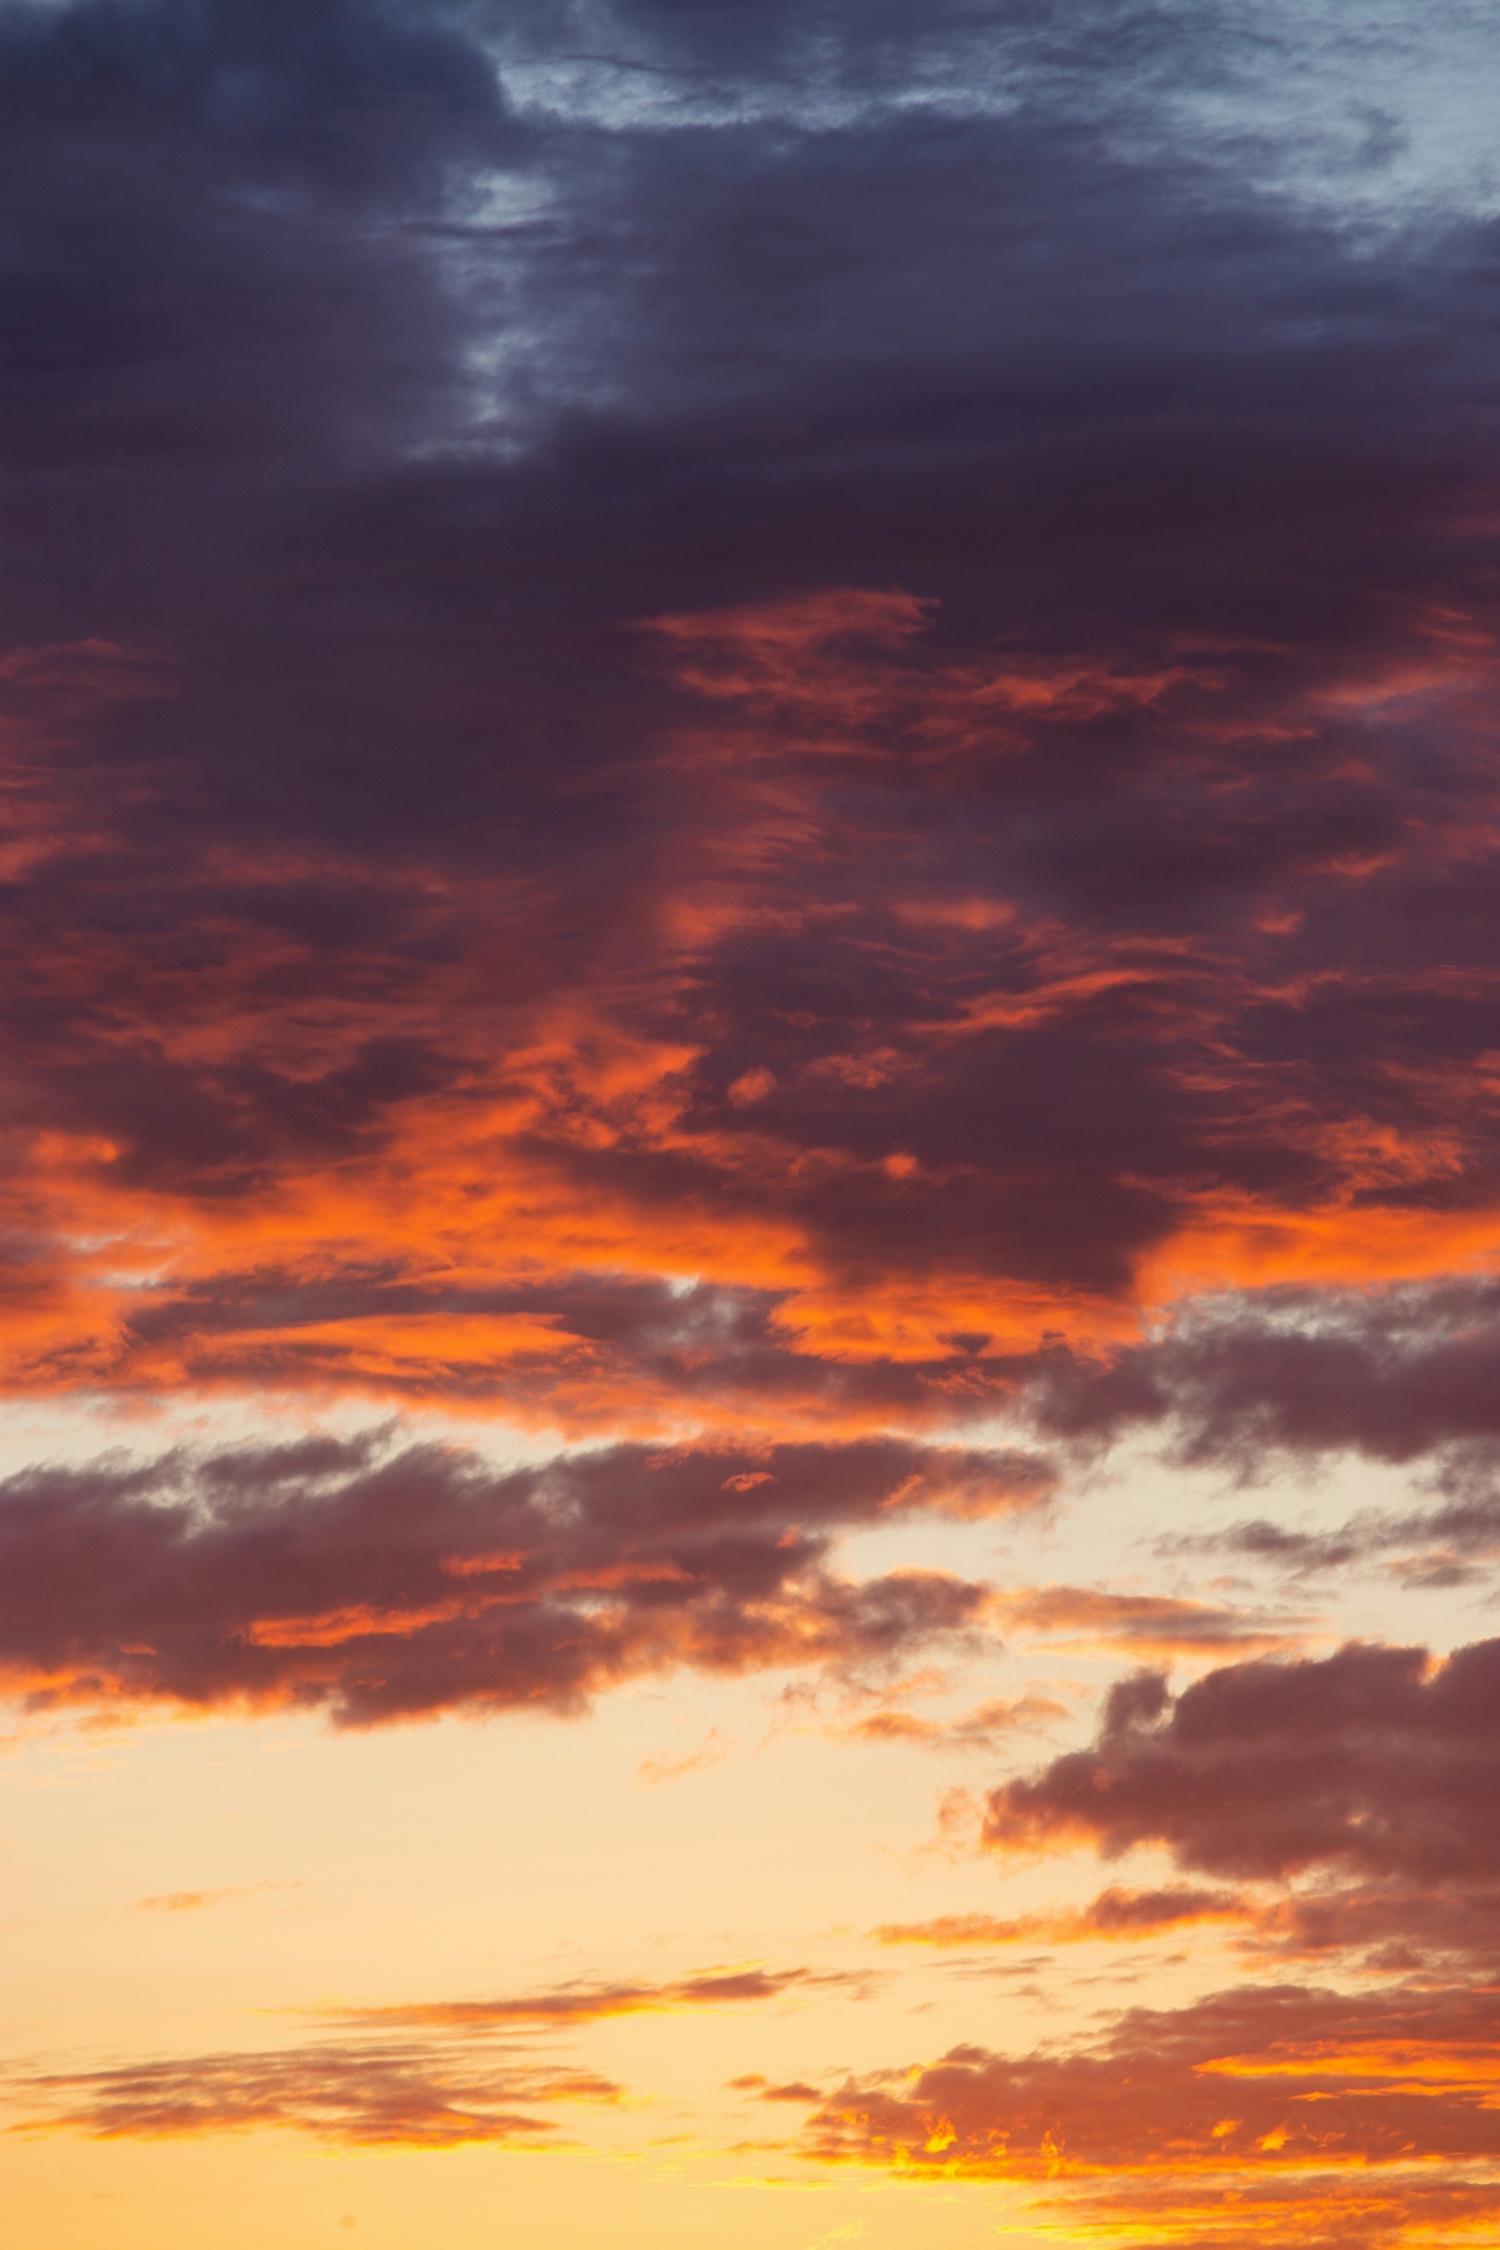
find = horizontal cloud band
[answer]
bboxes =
[0,1432,1039,1723]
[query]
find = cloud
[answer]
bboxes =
[983,1635,1500,1885]
[13,2039,618,2148]
[0,0,1498,1456]
[874,1885,1249,1950]
[136,1881,301,1912]
[988,1586,1310,1659]
[637,1727,735,1784]
[836,1692,1068,1754]
[6,12,1500,2243]
[12,1955,865,2146]
[325,1965,865,2031]
[1031,1282,1500,1480]
[11,1958,863,2148]
[976,1633,1500,1985]
[801,1980,1500,2244]
[0,1431,1022,1724]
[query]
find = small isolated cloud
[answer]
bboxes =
[638,1727,735,1784]
[136,1882,301,1913]
[321,1963,869,2032]
[836,1692,1067,1753]
[989,1585,1313,1660]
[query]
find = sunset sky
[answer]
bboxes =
[6,5,1500,2247]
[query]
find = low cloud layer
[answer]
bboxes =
[11,1957,858,2147]
[819,1631,1500,2239]
[803,1981,1500,2244]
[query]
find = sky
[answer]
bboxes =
[4,3,1500,2246]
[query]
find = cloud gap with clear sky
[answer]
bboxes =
[3,5,1500,2247]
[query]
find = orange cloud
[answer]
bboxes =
[325,1965,865,2032]
[4,588,1498,1443]
[874,1885,1249,1948]
[800,1983,1500,2245]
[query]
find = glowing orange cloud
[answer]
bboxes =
[4,590,1498,1438]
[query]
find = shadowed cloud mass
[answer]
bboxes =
[0,1431,1038,1721]
[810,1631,1500,2240]
[0,0,1497,1463]
[6,5,1500,2245]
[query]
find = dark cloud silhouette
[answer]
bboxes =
[0,0,1495,1449]
[0,1431,1025,1722]
[984,1637,1500,1915]
[1030,1282,1500,1473]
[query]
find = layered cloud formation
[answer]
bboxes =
[5,5,1500,2246]
[811,1632,1500,2243]
[3,0,1500,1452]
[0,1432,1034,1721]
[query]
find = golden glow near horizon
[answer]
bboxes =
[6,6,1500,2247]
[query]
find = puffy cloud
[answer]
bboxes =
[0,1431,1021,1723]
[978,1633,1500,1993]
[983,1635,1500,1884]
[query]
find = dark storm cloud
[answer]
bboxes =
[0,1430,1027,1722]
[1,2,1498,1461]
